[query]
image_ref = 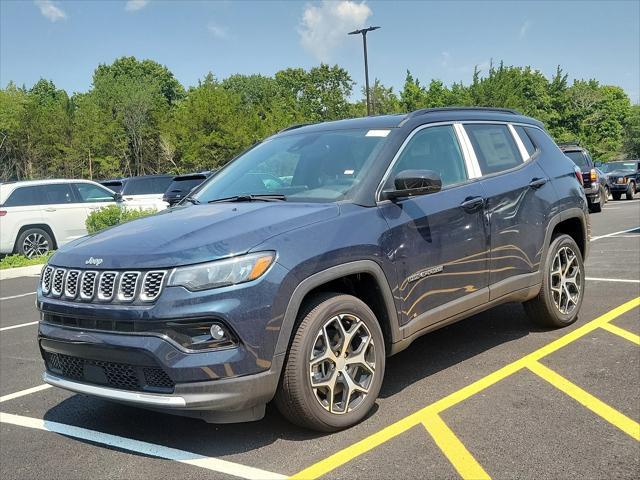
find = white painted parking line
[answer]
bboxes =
[586,277,640,284]
[591,227,640,241]
[0,384,52,403]
[0,321,39,332]
[0,412,287,480]
[0,291,36,301]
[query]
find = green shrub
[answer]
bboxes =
[0,251,54,270]
[86,205,156,234]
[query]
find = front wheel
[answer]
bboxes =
[626,182,636,200]
[275,293,385,432]
[524,234,585,328]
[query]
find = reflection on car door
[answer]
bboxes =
[41,184,87,246]
[379,124,489,335]
[464,123,553,299]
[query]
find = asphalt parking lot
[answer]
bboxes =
[1,200,639,480]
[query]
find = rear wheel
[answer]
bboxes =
[15,228,53,258]
[524,234,584,328]
[275,293,385,431]
[589,198,602,213]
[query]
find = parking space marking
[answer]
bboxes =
[600,323,640,345]
[0,291,36,301]
[422,413,490,480]
[0,384,52,403]
[0,321,38,332]
[591,227,640,241]
[0,412,287,480]
[292,297,640,480]
[586,277,640,284]
[527,361,640,440]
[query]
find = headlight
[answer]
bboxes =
[168,252,275,291]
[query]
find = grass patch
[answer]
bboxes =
[0,251,54,270]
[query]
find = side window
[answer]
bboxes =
[41,184,74,205]
[388,125,467,188]
[465,124,523,175]
[513,126,536,158]
[3,186,43,207]
[75,183,114,202]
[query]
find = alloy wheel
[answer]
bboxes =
[23,233,49,258]
[309,313,376,414]
[550,246,582,315]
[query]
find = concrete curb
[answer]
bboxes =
[0,264,44,281]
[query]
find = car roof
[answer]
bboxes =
[275,107,543,137]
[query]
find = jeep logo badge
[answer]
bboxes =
[85,257,103,266]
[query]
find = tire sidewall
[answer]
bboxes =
[294,295,386,430]
[541,235,585,326]
[16,228,53,257]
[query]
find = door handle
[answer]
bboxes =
[460,196,484,212]
[44,208,56,212]
[529,177,548,189]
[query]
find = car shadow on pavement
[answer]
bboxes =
[41,302,542,457]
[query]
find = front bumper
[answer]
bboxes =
[609,183,630,192]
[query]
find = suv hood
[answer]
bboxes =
[51,202,339,269]
[606,169,632,178]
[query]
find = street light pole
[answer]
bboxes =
[348,26,380,116]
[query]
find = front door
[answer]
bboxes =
[379,124,489,334]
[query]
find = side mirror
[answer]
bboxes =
[113,192,123,202]
[382,169,442,200]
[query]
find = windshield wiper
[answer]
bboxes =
[208,194,287,204]
[183,196,201,205]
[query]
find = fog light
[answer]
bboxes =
[210,324,226,340]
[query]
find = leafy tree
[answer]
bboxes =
[623,105,640,159]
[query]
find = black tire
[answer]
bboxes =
[589,199,602,213]
[626,182,636,200]
[612,192,622,201]
[15,228,53,258]
[524,234,585,328]
[602,186,609,204]
[275,293,385,432]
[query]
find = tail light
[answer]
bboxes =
[590,169,597,182]
[574,166,584,186]
[0,210,6,217]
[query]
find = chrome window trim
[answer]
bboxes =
[140,270,167,302]
[508,123,530,162]
[454,123,482,178]
[79,270,98,300]
[51,268,66,297]
[63,269,81,299]
[97,271,119,301]
[117,271,140,302]
[375,121,469,202]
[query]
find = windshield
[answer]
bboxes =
[122,176,173,195]
[564,151,589,169]
[600,161,637,173]
[166,177,206,196]
[194,129,390,203]
[101,181,123,193]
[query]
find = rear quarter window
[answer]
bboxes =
[464,124,523,175]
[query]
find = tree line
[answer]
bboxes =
[1,56,638,182]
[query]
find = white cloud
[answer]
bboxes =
[519,20,532,39]
[125,0,149,12]
[34,0,66,22]
[299,1,372,62]
[207,23,228,39]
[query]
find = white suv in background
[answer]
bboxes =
[0,179,116,257]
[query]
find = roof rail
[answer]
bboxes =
[278,123,314,133]
[408,106,521,118]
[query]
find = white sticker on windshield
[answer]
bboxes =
[344,169,355,175]
[366,129,391,137]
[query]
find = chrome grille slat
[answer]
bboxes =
[64,270,81,298]
[51,268,66,297]
[42,267,167,303]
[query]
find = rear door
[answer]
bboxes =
[40,183,87,245]
[0,186,45,252]
[464,123,553,299]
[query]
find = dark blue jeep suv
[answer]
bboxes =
[37,108,589,431]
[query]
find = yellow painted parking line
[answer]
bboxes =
[527,361,640,441]
[600,323,640,345]
[291,297,640,479]
[422,413,491,480]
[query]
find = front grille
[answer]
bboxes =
[51,269,66,296]
[64,270,80,298]
[44,352,174,392]
[41,266,54,294]
[41,267,167,304]
[118,272,140,301]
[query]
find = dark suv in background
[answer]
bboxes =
[559,142,605,212]
[37,108,589,431]
[599,160,639,200]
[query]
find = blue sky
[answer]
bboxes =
[1,0,639,102]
